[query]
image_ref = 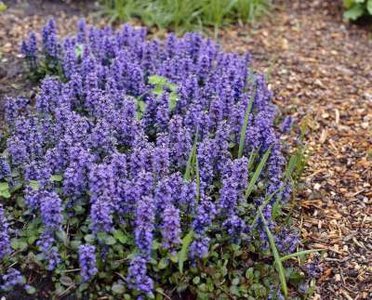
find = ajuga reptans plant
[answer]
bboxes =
[0,19,316,299]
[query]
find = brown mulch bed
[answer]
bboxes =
[221,1,371,299]
[0,0,371,299]
[0,0,96,118]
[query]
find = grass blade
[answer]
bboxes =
[178,230,194,273]
[284,149,300,180]
[249,187,282,228]
[259,210,288,298]
[184,129,199,181]
[244,147,272,200]
[247,148,258,171]
[195,153,200,202]
[238,90,255,158]
[280,249,325,262]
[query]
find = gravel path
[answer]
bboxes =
[0,0,371,299]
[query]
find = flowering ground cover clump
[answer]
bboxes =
[0,19,317,299]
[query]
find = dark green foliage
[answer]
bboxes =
[343,0,372,21]
[100,0,272,33]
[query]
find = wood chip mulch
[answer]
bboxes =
[221,1,371,299]
[0,0,371,299]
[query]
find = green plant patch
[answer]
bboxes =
[0,19,325,299]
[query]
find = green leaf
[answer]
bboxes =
[60,276,74,287]
[169,92,178,112]
[343,0,354,9]
[0,182,10,198]
[148,75,168,86]
[178,230,193,273]
[344,4,364,20]
[112,283,125,294]
[0,182,9,191]
[367,0,372,14]
[0,189,11,198]
[70,240,82,250]
[245,267,254,280]
[152,86,163,95]
[11,239,28,251]
[56,230,69,246]
[244,147,272,200]
[25,285,36,295]
[84,234,96,243]
[169,254,178,263]
[148,75,179,112]
[105,235,117,245]
[0,182,11,199]
[51,174,63,182]
[75,44,84,58]
[27,235,38,244]
[238,87,255,158]
[136,99,146,120]
[113,230,129,244]
[193,276,200,285]
[259,210,288,297]
[0,2,7,13]
[152,240,161,250]
[29,180,40,191]
[158,258,169,270]
[73,205,85,214]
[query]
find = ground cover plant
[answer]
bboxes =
[100,0,272,33]
[0,19,320,299]
[343,0,372,21]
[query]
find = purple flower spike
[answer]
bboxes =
[189,236,211,259]
[37,231,61,271]
[161,204,181,252]
[42,19,58,58]
[127,255,153,294]
[0,204,11,260]
[135,196,156,258]
[39,191,63,230]
[0,268,25,291]
[78,244,98,281]
[280,116,293,134]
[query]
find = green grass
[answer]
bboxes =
[100,0,272,33]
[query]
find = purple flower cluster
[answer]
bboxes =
[275,228,300,254]
[303,256,323,278]
[219,157,248,215]
[161,204,181,253]
[280,116,293,134]
[127,255,154,294]
[1,19,295,293]
[0,158,11,181]
[21,33,37,69]
[26,190,63,270]
[0,268,25,291]
[42,19,58,58]
[0,204,11,260]
[78,244,98,281]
